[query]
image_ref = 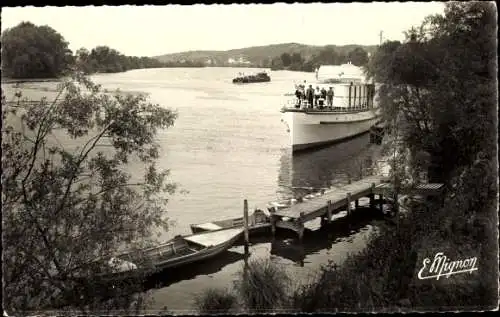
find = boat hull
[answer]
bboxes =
[233,79,271,84]
[191,223,271,235]
[282,109,381,152]
[190,210,271,236]
[156,230,243,271]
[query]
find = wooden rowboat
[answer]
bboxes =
[102,227,244,280]
[190,209,271,235]
[148,227,244,271]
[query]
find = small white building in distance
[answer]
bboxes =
[228,57,251,65]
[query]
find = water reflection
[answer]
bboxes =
[271,207,384,266]
[277,133,378,202]
[143,250,245,290]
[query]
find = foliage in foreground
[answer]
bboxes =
[194,287,238,314]
[2,72,178,314]
[196,258,292,314]
[234,258,292,312]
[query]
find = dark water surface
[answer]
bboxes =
[3,67,384,312]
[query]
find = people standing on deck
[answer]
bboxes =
[306,85,314,108]
[300,84,306,105]
[327,87,334,107]
[295,86,302,108]
[314,86,321,107]
[321,87,327,100]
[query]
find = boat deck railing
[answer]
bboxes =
[282,95,375,113]
[282,100,374,113]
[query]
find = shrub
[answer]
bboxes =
[233,258,291,313]
[194,287,237,314]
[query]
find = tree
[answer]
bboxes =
[270,56,284,70]
[347,47,369,66]
[314,47,340,65]
[75,47,95,74]
[290,52,303,65]
[364,1,496,182]
[259,57,271,68]
[363,40,402,83]
[280,53,292,67]
[2,73,178,314]
[1,22,73,78]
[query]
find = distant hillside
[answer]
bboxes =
[154,43,378,66]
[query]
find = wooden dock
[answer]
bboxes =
[273,175,387,221]
[269,174,444,240]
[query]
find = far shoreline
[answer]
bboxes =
[1,65,314,85]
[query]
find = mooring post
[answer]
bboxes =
[270,207,276,236]
[327,200,332,224]
[379,193,384,214]
[299,245,305,268]
[355,199,359,209]
[369,183,375,209]
[393,191,399,215]
[346,192,352,216]
[243,199,249,254]
[298,212,305,242]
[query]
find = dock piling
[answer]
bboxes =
[270,208,276,236]
[243,199,249,253]
[346,192,352,216]
[369,183,375,209]
[327,200,332,224]
[298,212,305,242]
[379,193,384,214]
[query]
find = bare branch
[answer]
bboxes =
[91,183,146,196]
[55,121,115,217]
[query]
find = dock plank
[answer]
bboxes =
[274,175,387,219]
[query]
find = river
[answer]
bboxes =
[2,67,385,312]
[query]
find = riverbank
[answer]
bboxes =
[197,176,496,313]
[195,127,497,312]
[1,77,63,84]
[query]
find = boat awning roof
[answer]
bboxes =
[184,228,243,247]
[317,64,366,83]
[193,222,223,231]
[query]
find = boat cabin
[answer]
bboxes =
[286,63,377,111]
[233,71,271,83]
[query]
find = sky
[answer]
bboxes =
[1,3,446,57]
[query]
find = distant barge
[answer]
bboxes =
[233,71,271,84]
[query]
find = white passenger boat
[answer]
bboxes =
[281,62,381,152]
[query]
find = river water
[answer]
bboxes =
[3,67,384,312]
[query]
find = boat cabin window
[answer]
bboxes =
[287,82,375,112]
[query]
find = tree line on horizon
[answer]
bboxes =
[269,46,369,72]
[1,21,371,79]
[0,21,205,79]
